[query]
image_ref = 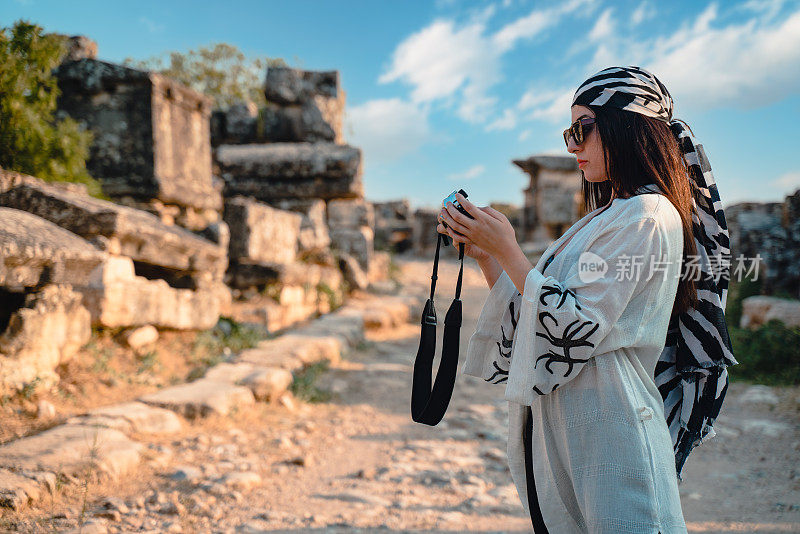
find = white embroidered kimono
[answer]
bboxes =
[463,185,688,533]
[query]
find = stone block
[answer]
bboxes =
[54,58,220,211]
[0,171,226,285]
[0,468,45,510]
[373,199,413,252]
[78,255,223,329]
[120,325,159,350]
[237,334,342,370]
[330,227,373,269]
[139,379,255,419]
[741,295,800,329]
[239,367,293,401]
[67,401,182,435]
[0,285,91,392]
[294,312,365,348]
[0,424,143,479]
[339,253,368,291]
[267,198,330,254]
[216,142,363,200]
[224,196,302,265]
[0,207,106,290]
[327,198,374,229]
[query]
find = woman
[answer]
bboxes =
[437,66,734,533]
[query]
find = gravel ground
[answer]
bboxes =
[4,256,799,533]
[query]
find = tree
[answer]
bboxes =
[124,43,286,108]
[0,20,100,195]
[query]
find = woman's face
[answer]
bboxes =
[567,105,607,183]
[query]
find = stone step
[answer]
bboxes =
[0,424,143,481]
[66,401,183,435]
[202,362,294,402]
[139,379,255,419]
[237,334,342,371]
[0,468,53,510]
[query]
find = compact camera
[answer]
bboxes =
[440,189,474,247]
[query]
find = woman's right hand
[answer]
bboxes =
[437,214,490,262]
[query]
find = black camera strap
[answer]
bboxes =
[411,232,464,426]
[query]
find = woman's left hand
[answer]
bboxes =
[439,193,518,260]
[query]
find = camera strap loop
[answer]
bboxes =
[411,232,465,426]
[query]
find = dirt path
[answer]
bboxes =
[5,257,799,533]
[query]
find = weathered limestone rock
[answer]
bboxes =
[368,251,391,284]
[239,368,293,401]
[67,401,182,435]
[0,207,106,290]
[61,35,98,62]
[264,66,344,144]
[513,155,582,242]
[139,379,255,419]
[726,199,795,296]
[339,253,368,291]
[0,171,226,286]
[215,142,363,201]
[224,196,302,265]
[373,199,413,252]
[0,424,143,479]
[200,362,292,402]
[210,101,259,146]
[327,198,374,229]
[237,334,342,371]
[54,58,220,211]
[344,297,412,330]
[267,198,330,255]
[0,285,91,392]
[326,199,375,271]
[228,258,341,294]
[740,295,800,329]
[0,468,45,510]
[413,208,456,257]
[78,255,223,329]
[330,227,374,269]
[294,311,365,348]
[120,325,159,350]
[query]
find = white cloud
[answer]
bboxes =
[589,8,615,42]
[447,164,486,181]
[379,0,589,124]
[486,108,518,131]
[518,129,532,141]
[347,98,432,166]
[647,4,800,110]
[518,86,575,124]
[568,3,800,112]
[772,171,800,191]
[631,1,656,26]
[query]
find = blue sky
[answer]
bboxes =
[5,0,800,210]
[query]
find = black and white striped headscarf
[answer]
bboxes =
[573,66,738,478]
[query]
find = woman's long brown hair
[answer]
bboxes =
[581,105,698,319]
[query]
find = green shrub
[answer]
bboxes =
[729,320,800,385]
[0,20,101,196]
[189,316,269,379]
[289,361,332,403]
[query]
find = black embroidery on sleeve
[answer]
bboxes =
[534,311,599,377]
[540,284,582,310]
[486,361,508,383]
[496,300,518,359]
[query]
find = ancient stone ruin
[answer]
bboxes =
[513,154,583,243]
[54,58,222,233]
[0,39,387,395]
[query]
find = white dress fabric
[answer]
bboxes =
[462,185,688,533]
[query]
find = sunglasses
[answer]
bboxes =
[563,117,597,147]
